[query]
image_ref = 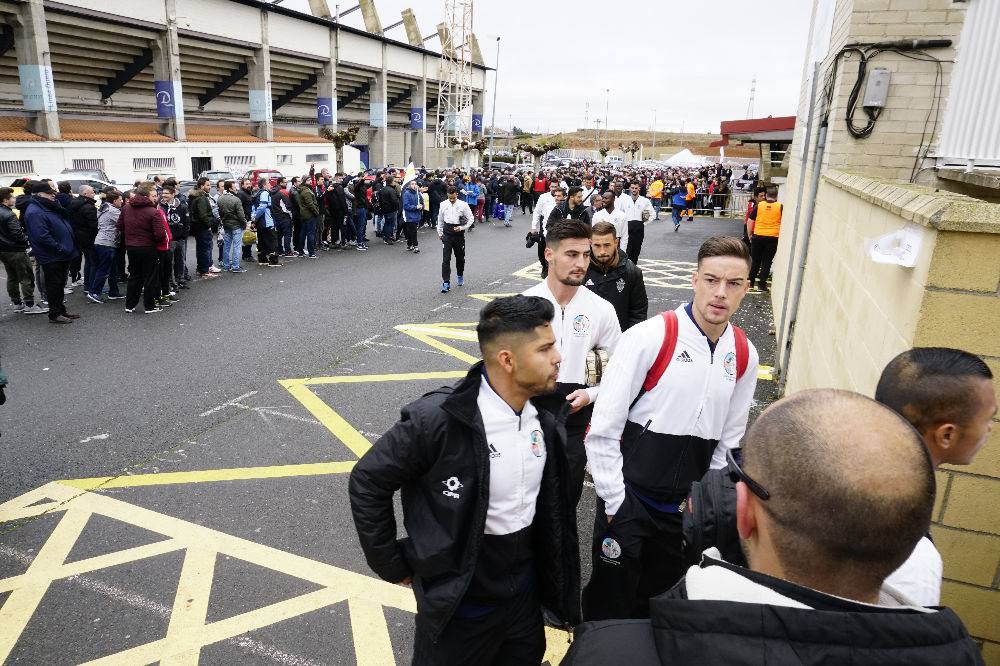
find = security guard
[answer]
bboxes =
[747,184,782,292]
[437,185,474,293]
[582,236,759,621]
[350,295,581,665]
[524,220,622,508]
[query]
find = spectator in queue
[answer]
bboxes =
[89,189,124,303]
[217,180,247,273]
[0,186,45,314]
[22,180,79,324]
[187,178,220,279]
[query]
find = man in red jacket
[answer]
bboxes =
[118,182,167,314]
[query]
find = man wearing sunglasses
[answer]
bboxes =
[582,236,758,622]
[565,390,983,665]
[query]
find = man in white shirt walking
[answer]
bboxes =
[530,180,562,278]
[617,181,655,265]
[437,186,474,293]
[592,191,628,255]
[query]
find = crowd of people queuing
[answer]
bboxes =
[2,158,763,324]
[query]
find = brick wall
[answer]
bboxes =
[782,169,1000,660]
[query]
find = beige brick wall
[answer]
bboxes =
[779,168,1000,659]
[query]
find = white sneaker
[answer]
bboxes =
[71,279,85,287]
[23,304,48,315]
[208,266,222,273]
[64,287,74,294]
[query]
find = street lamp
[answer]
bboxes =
[487,36,500,169]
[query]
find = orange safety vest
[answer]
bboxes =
[685,182,695,201]
[754,201,782,237]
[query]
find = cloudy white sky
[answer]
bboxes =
[282,0,813,134]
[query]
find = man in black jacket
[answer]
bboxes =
[499,175,520,228]
[585,221,647,330]
[0,187,42,313]
[323,175,350,248]
[350,295,581,665]
[547,186,594,230]
[271,178,294,256]
[67,185,99,290]
[564,390,985,666]
[378,176,401,244]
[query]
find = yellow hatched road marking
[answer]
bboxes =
[0,481,419,664]
[61,461,358,490]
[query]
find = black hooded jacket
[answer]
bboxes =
[349,362,582,641]
[564,555,984,666]
[585,253,648,330]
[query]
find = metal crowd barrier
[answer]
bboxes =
[650,191,751,219]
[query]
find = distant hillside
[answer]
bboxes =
[516,129,758,158]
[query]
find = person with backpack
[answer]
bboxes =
[252,177,282,266]
[582,236,759,622]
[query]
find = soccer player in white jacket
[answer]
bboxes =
[582,236,759,621]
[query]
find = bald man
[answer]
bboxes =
[564,390,984,665]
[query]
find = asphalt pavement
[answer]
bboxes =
[0,208,777,665]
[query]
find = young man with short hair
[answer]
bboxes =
[217,181,247,273]
[593,191,628,251]
[350,295,581,664]
[617,181,655,264]
[0,187,45,314]
[585,221,648,331]
[531,180,562,278]
[524,220,622,508]
[437,186,474,293]
[876,348,996,606]
[187,177,220,278]
[583,236,758,620]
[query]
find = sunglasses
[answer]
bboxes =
[727,448,770,501]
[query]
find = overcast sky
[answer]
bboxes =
[283,0,813,134]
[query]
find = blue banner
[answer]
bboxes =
[410,107,424,130]
[20,65,57,112]
[154,80,184,120]
[317,97,335,125]
[472,114,483,134]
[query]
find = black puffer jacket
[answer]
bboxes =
[0,204,28,251]
[67,196,99,250]
[349,362,581,641]
[565,555,985,666]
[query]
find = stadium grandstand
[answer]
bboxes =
[0,0,490,183]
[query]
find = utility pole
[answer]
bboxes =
[584,101,589,131]
[652,108,657,156]
[487,35,500,169]
[604,88,610,146]
[746,75,756,119]
[595,119,600,150]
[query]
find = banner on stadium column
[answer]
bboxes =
[20,65,57,112]
[472,114,483,134]
[154,80,184,121]
[249,89,273,123]
[410,107,424,130]
[317,97,336,125]
[369,101,387,128]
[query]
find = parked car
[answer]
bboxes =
[60,167,114,183]
[242,169,283,186]
[145,172,176,182]
[198,169,239,184]
[45,176,117,194]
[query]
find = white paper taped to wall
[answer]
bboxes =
[869,224,925,268]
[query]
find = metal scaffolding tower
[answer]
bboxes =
[435,0,474,148]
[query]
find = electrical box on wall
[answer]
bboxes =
[863,68,892,108]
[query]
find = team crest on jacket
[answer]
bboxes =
[441,476,463,499]
[573,314,590,335]
[601,537,621,561]
[616,278,625,293]
[723,351,737,377]
[530,430,545,457]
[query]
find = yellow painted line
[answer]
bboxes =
[0,508,90,662]
[161,547,216,666]
[758,365,775,381]
[281,382,373,457]
[0,539,185,592]
[281,370,468,386]
[467,293,518,302]
[395,324,478,341]
[350,597,397,666]
[2,482,418,664]
[397,331,480,365]
[59,461,358,490]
